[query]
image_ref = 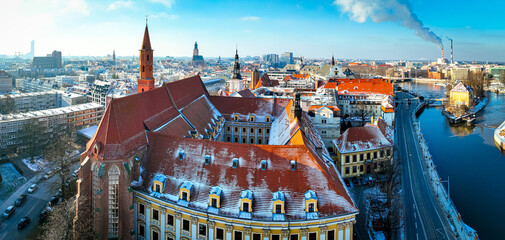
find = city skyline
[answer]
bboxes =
[2,0,505,61]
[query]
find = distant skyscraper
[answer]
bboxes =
[137,23,155,93]
[32,50,62,69]
[113,49,116,65]
[263,54,279,66]
[191,41,205,67]
[280,52,293,65]
[30,40,34,59]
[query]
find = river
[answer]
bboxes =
[399,82,505,239]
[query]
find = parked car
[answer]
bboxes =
[17,216,30,229]
[2,205,16,219]
[54,189,63,198]
[14,195,27,207]
[344,178,351,187]
[72,169,79,177]
[48,197,60,208]
[351,177,360,187]
[39,209,49,221]
[43,171,54,179]
[27,184,37,193]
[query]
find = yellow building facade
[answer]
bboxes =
[134,192,356,240]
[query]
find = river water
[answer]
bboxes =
[399,82,505,239]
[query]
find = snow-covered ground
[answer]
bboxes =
[22,157,50,172]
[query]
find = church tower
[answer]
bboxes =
[228,48,243,92]
[137,23,154,93]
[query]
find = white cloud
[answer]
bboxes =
[240,16,261,21]
[107,0,134,11]
[60,0,90,16]
[150,0,175,8]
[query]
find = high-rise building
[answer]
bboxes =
[32,50,62,69]
[263,53,279,65]
[280,52,293,65]
[191,41,205,67]
[112,49,116,65]
[137,24,155,93]
[0,71,12,93]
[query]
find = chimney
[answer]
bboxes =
[441,48,444,61]
[451,39,453,64]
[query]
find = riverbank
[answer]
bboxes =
[494,121,505,152]
[411,100,478,239]
[413,78,448,83]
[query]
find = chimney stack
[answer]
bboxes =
[450,39,453,64]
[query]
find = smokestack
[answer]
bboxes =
[451,39,453,64]
[441,47,444,61]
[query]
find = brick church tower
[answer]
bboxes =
[137,23,154,93]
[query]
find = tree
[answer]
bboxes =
[40,196,93,240]
[0,94,15,114]
[379,157,403,240]
[44,127,78,197]
[465,71,485,98]
[19,119,48,161]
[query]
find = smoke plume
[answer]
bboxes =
[334,0,443,49]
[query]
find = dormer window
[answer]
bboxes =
[179,181,194,202]
[304,190,318,213]
[265,115,271,122]
[240,190,253,212]
[260,160,268,170]
[232,158,239,168]
[233,114,239,121]
[152,174,167,193]
[249,115,255,122]
[290,160,297,171]
[179,150,185,160]
[272,191,285,214]
[209,186,223,209]
[204,155,212,165]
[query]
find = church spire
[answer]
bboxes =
[141,21,152,50]
[138,20,154,93]
[231,47,242,80]
[331,53,335,66]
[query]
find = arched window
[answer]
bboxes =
[108,165,120,238]
[142,65,145,72]
[91,162,99,221]
[147,54,150,61]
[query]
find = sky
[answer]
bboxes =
[1,0,505,62]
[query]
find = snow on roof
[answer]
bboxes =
[334,120,393,154]
[78,125,98,140]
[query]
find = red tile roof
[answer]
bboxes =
[209,96,289,122]
[332,78,393,96]
[334,119,393,154]
[137,133,358,220]
[254,73,279,89]
[283,74,310,81]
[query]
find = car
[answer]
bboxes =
[27,184,37,193]
[72,169,79,177]
[344,178,351,187]
[39,209,49,221]
[54,189,63,198]
[43,171,53,179]
[2,205,16,219]
[17,216,30,229]
[48,197,60,208]
[14,195,27,207]
[351,177,360,187]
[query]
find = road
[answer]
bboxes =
[396,92,455,240]
[0,162,79,240]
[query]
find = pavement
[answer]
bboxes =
[396,92,455,240]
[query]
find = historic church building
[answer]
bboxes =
[75,24,357,240]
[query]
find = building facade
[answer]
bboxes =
[0,91,62,113]
[32,50,62,69]
[332,119,393,178]
[0,103,104,154]
[0,71,12,93]
[89,80,112,106]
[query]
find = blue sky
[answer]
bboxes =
[2,0,505,61]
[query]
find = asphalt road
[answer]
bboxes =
[396,92,455,240]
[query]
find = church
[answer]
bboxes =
[75,23,357,240]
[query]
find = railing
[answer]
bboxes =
[411,102,479,240]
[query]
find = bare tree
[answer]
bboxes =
[376,157,403,240]
[40,196,93,240]
[0,94,15,114]
[19,119,48,162]
[44,133,78,197]
[465,71,485,98]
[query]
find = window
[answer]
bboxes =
[147,54,150,61]
[374,152,377,159]
[251,128,254,133]
[183,219,190,231]
[234,115,239,121]
[227,137,231,142]
[265,116,271,122]
[167,214,174,226]
[242,128,246,133]
[290,234,299,240]
[353,155,357,162]
[345,156,350,163]
[182,192,188,201]
[152,230,159,240]
[199,224,207,236]
[234,137,238,142]
[242,202,250,212]
[227,126,230,131]
[153,209,159,221]
[327,230,335,240]
[142,65,145,72]
[253,233,261,240]
[309,232,317,240]
[381,151,384,157]
[155,184,161,193]
[345,167,350,175]
[139,203,145,215]
[387,149,391,156]
[108,166,119,238]
[242,138,246,143]
[360,154,364,161]
[216,228,224,240]
[353,166,357,173]
[275,204,282,213]
[249,115,255,121]
[266,128,270,134]
[272,235,280,240]
[139,224,145,237]
[308,203,315,212]
[360,165,364,172]
[211,198,218,207]
[250,138,254,144]
[367,152,371,160]
[322,119,326,123]
[234,231,243,240]
[234,127,238,132]
[258,139,262,144]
